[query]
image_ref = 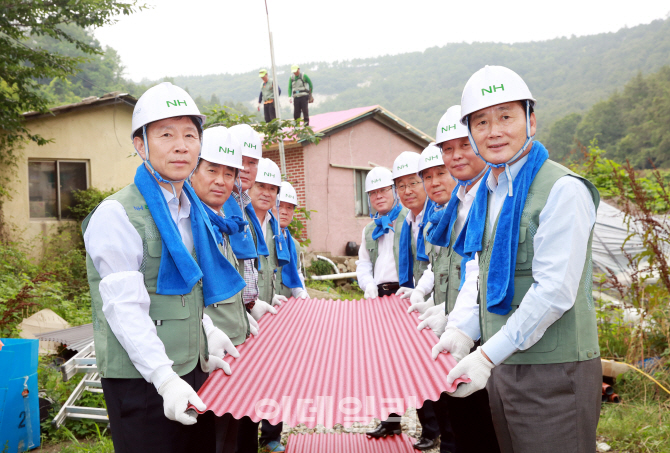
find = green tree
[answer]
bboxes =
[0,0,141,202]
[544,112,582,161]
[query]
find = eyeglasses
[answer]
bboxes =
[396,181,422,193]
[368,186,393,197]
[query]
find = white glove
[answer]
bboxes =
[250,299,278,321]
[271,294,288,306]
[247,312,259,336]
[364,283,378,299]
[407,289,433,314]
[296,290,310,299]
[395,287,413,299]
[431,326,475,362]
[206,354,232,375]
[417,311,448,337]
[205,326,239,360]
[157,374,206,425]
[418,301,444,321]
[446,347,495,398]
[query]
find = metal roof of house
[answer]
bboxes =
[35,323,93,352]
[23,92,137,120]
[194,295,467,428]
[286,433,416,453]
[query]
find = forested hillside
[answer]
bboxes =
[545,66,670,169]
[171,18,670,138]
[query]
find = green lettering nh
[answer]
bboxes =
[397,164,408,170]
[166,99,188,107]
[481,84,504,96]
[371,178,381,184]
[219,146,234,154]
[244,142,257,149]
[264,172,275,178]
[427,155,438,161]
[441,124,456,133]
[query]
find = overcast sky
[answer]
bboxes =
[94,1,670,83]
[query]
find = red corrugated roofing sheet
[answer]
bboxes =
[195,295,467,428]
[286,433,416,453]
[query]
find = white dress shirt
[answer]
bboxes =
[84,185,214,390]
[356,224,399,289]
[406,209,434,295]
[446,154,597,365]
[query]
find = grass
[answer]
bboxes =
[599,402,670,452]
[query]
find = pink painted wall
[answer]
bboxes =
[303,118,423,256]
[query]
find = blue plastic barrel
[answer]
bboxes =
[0,338,40,452]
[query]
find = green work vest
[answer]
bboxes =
[291,74,310,97]
[423,223,460,310]
[479,160,600,365]
[204,226,250,346]
[258,220,279,303]
[363,207,409,282]
[83,184,208,379]
[261,79,275,103]
[277,236,302,298]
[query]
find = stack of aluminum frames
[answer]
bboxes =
[35,323,93,353]
[194,295,466,427]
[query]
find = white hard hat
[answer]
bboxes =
[200,126,244,170]
[417,144,444,176]
[279,181,298,206]
[392,151,421,180]
[131,82,206,140]
[435,105,468,147]
[256,158,282,187]
[460,65,535,125]
[365,167,394,193]
[229,124,263,159]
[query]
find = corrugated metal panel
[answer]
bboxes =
[286,433,416,453]
[35,323,93,351]
[195,295,467,428]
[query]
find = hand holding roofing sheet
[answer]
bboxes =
[272,294,288,306]
[247,312,259,336]
[250,299,278,321]
[295,290,310,299]
[432,326,475,362]
[206,355,231,375]
[446,347,494,398]
[407,289,434,313]
[205,325,239,360]
[417,310,448,336]
[395,286,413,299]
[158,374,206,425]
[364,283,379,299]
[418,301,444,321]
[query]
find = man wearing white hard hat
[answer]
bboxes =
[276,181,310,299]
[421,107,499,453]
[442,66,601,453]
[82,82,244,452]
[257,69,281,123]
[356,166,409,438]
[288,64,313,125]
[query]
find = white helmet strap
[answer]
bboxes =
[466,100,534,197]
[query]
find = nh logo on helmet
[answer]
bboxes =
[166,99,188,107]
[371,178,381,184]
[397,164,408,170]
[264,172,275,178]
[244,142,257,149]
[426,155,438,161]
[481,84,504,96]
[219,146,234,154]
[441,124,456,133]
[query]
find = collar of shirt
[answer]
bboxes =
[457,178,482,204]
[159,186,191,224]
[232,189,252,208]
[261,211,272,241]
[405,209,423,225]
[485,153,530,194]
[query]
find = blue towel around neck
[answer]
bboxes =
[426,186,461,247]
[398,199,434,288]
[268,211,290,267]
[281,228,303,289]
[453,141,549,315]
[223,195,269,263]
[134,164,246,307]
[204,204,248,246]
[372,202,402,240]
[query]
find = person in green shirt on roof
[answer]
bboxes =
[288,64,313,125]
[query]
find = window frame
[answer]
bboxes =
[354,169,370,218]
[28,159,90,220]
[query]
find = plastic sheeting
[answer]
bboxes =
[194,295,467,428]
[35,323,93,352]
[286,433,416,453]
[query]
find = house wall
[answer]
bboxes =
[303,118,423,256]
[3,102,139,249]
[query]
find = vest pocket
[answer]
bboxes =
[149,294,193,366]
[147,239,162,257]
[204,297,245,341]
[516,226,530,267]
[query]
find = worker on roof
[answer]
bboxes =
[189,125,261,452]
[434,66,601,453]
[416,107,499,452]
[355,166,409,438]
[288,64,313,125]
[82,82,244,453]
[391,150,457,452]
[258,68,281,123]
[275,181,310,299]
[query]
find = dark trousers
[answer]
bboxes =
[263,102,276,123]
[101,364,215,453]
[439,389,499,453]
[236,417,283,452]
[215,413,239,453]
[293,95,309,125]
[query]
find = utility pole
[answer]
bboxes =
[264,0,287,179]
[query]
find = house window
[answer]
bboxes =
[29,160,88,219]
[354,169,370,217]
